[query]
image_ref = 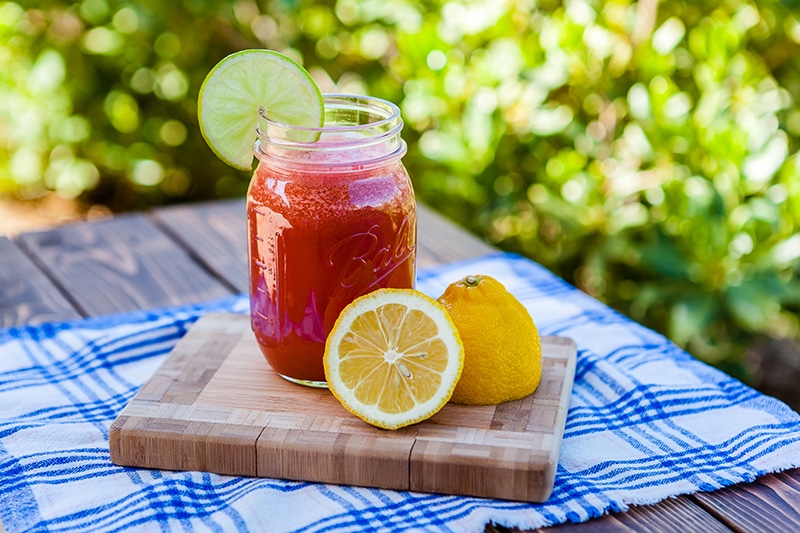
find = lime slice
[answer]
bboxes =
[198,49,324,170]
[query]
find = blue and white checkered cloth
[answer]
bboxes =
[2,252,800,532]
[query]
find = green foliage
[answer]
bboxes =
[2,0,800,376]
[0,0,253,207]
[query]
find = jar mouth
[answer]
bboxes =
[255,94,406,169]
[257,94,401,140]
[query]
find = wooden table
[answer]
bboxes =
[2,198,799,532]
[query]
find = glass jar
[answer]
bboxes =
[247,94,417,387]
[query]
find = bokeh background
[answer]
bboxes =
[2,0,800,408]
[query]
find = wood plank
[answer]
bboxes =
[0,236,81,326]
[110,313,577,502]
[16,214,231,316]
[150,199,249,293]
[691,469,800,532]
[416,203,497,269]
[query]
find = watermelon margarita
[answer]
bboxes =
[247,95,417,386]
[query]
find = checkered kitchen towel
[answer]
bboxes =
[2,252,800,532]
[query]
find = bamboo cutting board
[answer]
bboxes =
[109,313,577,502]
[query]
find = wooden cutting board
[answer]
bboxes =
[109,313,577,502]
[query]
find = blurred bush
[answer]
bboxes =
[2,0,800,383]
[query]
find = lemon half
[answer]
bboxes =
[324,289,465,430]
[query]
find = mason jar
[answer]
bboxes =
[247,94,417,387]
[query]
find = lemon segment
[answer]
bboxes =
[198,49,324,170]
[437,274,543,406]
[324,289,464,430]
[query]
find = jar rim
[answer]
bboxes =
[254,93,406,169]
[257,93,401,136]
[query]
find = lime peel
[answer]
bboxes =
[198,49,324,171]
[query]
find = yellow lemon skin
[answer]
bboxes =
[437,274,542,405]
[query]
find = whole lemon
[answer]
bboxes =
[437,274,542,405]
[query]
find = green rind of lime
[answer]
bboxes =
[198,49,324,171]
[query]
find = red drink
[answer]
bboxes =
[247,95,416,386]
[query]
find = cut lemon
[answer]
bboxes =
[198,49,324,170]
[324,289,465,430]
